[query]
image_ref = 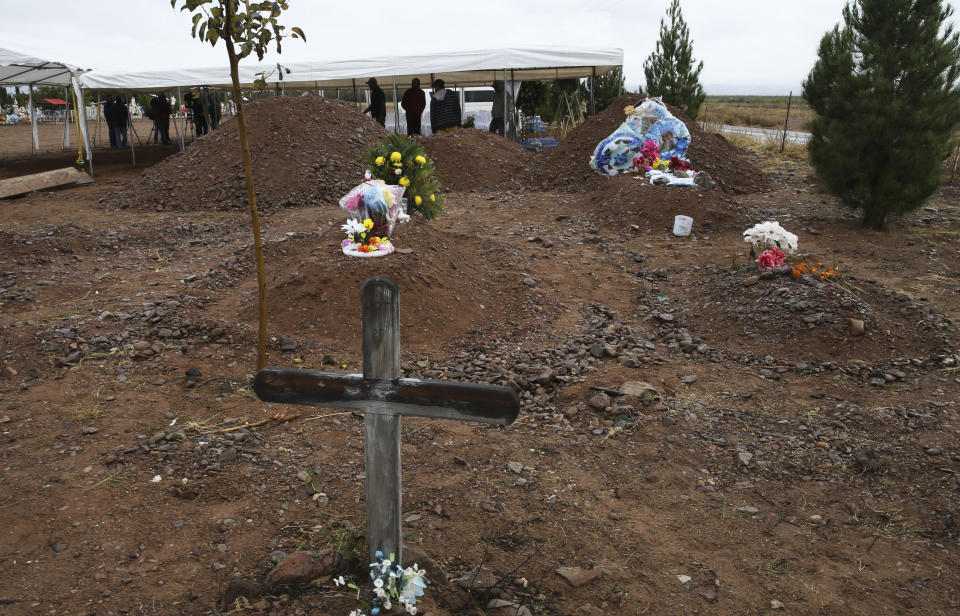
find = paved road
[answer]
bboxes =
[705,122,811,145]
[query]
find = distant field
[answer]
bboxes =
[698,95,814,133]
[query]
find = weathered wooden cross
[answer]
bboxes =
[254,276,520,565]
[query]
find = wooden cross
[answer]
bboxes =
[253,276,520,565]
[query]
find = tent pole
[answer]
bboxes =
[28,86,37,154]
[177,86,185,151]
[128,95,136,168]
[71,78,92,175]
[352,79,358,109]
[510,69,516,141]
[392,76,399,134]
[60,88,71,152]
[94,90,101,148]
[458,84,464,125]
[590,67,596,116]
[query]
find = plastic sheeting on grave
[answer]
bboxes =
[589,97,690,177]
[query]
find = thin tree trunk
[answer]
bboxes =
[226,29,268,370]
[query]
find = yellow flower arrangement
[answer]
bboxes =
[415,155,426,166]
[429,194,436,202]
[363,218,374,230]
[398,177,410,187]
[414,195,422,206]
[389,151,402,164]
[375,156,385,166]
[653,158,670,171]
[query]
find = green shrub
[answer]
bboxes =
[362,133,443,219]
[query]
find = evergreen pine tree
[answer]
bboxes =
[803,0,960,229]
[643,0,705,120]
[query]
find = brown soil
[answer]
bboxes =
[419,129,531,191]
[1,101,959,616]
[109,96,389,211]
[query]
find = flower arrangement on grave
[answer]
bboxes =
[669,156,692,172]
[792,262,841,281]
[334,550,429,616]
[743,221,798,270]
[363,134,443,219]
[632,139,662,172]
[341,217,395,255]
[338,179,408,257]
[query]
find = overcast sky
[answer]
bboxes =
[2,0,959,95]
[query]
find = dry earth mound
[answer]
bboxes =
[683,267,956,366]
[203,218,560,355]
[575,173,746,233]
[108,96,388,212]
[537,93,769,194]
[419,129,530,191]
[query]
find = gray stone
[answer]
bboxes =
[737,506,759,514]
[589,343,604,358]
[507,461,524,474]
[588,392,611,410]
[218,447,238,462]
[736,451,753,466]
[848,318,865,336]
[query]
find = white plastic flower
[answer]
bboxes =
[743,220,797,253]
[373,578,384,589]
[341,218,366,236]
[394,168,402,176]
[334,575,345,587]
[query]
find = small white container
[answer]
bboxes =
[673,215,693,236]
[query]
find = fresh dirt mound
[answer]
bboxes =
[108,96,388,211]
[575,173,747,233]
[683,267,956,365]
[419,129,531,191]
[536,93,768,194]
[206,219,561,355]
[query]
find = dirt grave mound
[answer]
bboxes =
[684,267,956,365]
[108,96,388,212]
[419,128,531,191]
[208,219,560,355]
[576,173,747,233]
[536,93,769,194]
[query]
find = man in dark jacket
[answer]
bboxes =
[150,94,172,145]
[110,96,128,148]
[429,79,461,134]
[363,78,386,126]
[103,98,117,147]
[400,78,425,136]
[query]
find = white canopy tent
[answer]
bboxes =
[81,46,622,90]
[0,48,93,174]
[80,46,622,136]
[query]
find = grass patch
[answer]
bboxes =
[699,96,815,132]
[723,130,808,163]
[73,404,104,422]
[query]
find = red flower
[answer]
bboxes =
[756,247,785,269]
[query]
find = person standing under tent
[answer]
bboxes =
[490,80,507,136]
[363,78,386,126]
[151,94,172,145]
[188,93,208,136]
[208,94,221,130]
[103,98,117,148]
[430,79,461,134]
[400,78,425,136]
[110,96,128,148]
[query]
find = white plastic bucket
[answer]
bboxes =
[673,215,693,236]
